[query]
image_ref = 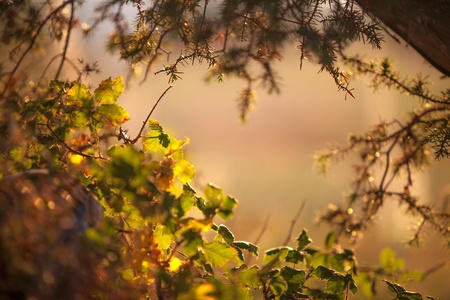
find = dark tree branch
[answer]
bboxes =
[0,1,71,101]
[54,1,75,81]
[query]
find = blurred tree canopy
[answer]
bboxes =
[0,1,449,299]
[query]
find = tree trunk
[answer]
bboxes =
[356,0,450,77]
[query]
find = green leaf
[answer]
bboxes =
[325,274,348,295]
[203,241,240,267]
[154,225,174,250]
[221,195,238,211]
[285,249,304,264]
[384,280,407,293]
[218,224,235,245]
[348,275,358,295]
[280,266,306,290]
[196,197,217,218]
[218,195,238,220]
[50,80,70,92]
[96,104,130,126]
[159,133,170,148]
[296,229,312,251]
[183,183,196,194]
[142,133,162,153]
[233,241,259,256]
[380,248,405,272]
[304,253,312,268]
[182,230,204,258]
[66,82,94,107]
[355,273,375,297]
[94,76,124,104]
[325,232,337,249]
[311,265,335,280]
[174,192,195,217]
[263,247,291,264]
[173,160,196,183]
[269,273,288,296]
[380,248,395,267]
[236,266,260,287]
[70,111,90,128]
[400,271,425,282]
[142,121,186,154]
[398,292,423,300]
[148,119,163,133]
[204,183,223,206]
[121,268,134,281]
[107,144,142,175]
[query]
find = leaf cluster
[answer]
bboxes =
[0,76,432,299]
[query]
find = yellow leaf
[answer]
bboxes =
[69,153,84,165]
[173,160,196,183]
[157,174,174,191]
[195,283,217,300]
[168,257,183,273]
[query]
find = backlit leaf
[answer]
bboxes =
[269,274,287,295]
[70,111,90,128]
[174,192,195,217]
[168,257,183,273]
[218,195,238,220]
[173,160,196,183]
[96,104,130,126]
[325,274,348,295]
[94,76,124,104]
[204,183,223,206]
[143,134,161,153]
[237,266,259,287]
[218,224,235,245]
[384,280,407,293]
[325,232,337,249]
[203,241,240,267]
[263,247,291,264]
[311,265,335,280]
[154,225,174,250]
[107,144,142,173]
[280,266,306,290]
[50,80,70,92]
[398,292,423,300]
[148,119,163,133]
[66,82,94,107]
[285,249,304,264]
[296,229,312,251]
[233,241,259,256]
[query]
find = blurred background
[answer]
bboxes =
[68,3,450,298]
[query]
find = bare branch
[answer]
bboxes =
[54,1,75,81]
[131,85,174,144]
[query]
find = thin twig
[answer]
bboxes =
[282,200,306,246]
[38,54,81,86]
[131,85,174,144]
[55,1,75,80]
[258,202,307,277]
[0,1,71,101]
[44,123,108,160]
[201,0,209,28]
[140,30,171,84]
[378,136,398,192]
[245,213,271,263]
